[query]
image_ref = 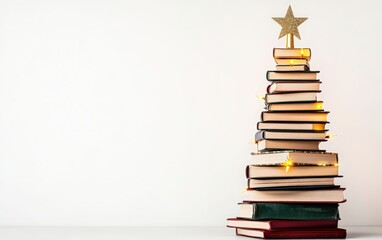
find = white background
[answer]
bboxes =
[0,0,380,226]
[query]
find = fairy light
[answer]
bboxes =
[300,48,305,58]
[283,158,293,172]
[326,133,336,139]
[315,102,323,110]
[289,59,295,65]
[256,94,265,101]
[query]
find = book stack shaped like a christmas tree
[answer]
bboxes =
[227,6,347,239]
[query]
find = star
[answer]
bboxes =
[272,5,307,40]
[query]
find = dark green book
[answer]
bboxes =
[238,202,339,220]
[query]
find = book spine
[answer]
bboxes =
[264,229,346,239]
[245,166,250,179]
[252,203,339,220]
[255,131,265,142]
[266,71,270,81]
[266,84,272,94]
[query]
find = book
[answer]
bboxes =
[276,64,309,71]
[226,218,338,230]
[275,58,310,66]
[248,177,337,189]
[246,165,338,178]
[245,188,346,203]
[238,202,339,220]
[236,228,346,239]
[250,151,338,165]
[267,81,320,93]
[255,130,327,141]
[257,139,321,151]
[266,101,323,111]
[273,48,311,60]
[265,92,317,104]
[257,122,327,131]
[261,111,329,122]
[267,71,319,81]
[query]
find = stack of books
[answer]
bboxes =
[227,48,347,239]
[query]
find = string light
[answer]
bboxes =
[256,94,265,101]
[300,48,305,58]
[326,133,336,139]
[283,158,294,172]
[315,102,323,110]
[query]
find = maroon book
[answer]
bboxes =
[236,227,346,239]
[227,218,338,230]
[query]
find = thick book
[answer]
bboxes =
[275,58,310,66]
[273,48,312,60]
[250,151,338,165]
[266,101,324,111]
[257,122,327,131]
[276,64,310,71]
[246,165,338,178]
[265,92,317,104]
[238,202,339,220]
[257,139,322,151]
[248,176,338,189]
[244,188,346,203]
[267,81,321,93]
[226,218,338,230]
[255,130,327,141]
[261,111,329,122]
[236,228,346,239]
[267,71,319,81]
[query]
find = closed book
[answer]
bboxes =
[236,228,346,239]
[255,130,327,141]
[248,176,337,189]
[257,122,327,131]
[267,71,319,81]
[275,58,310,66]
[238,202,339,220]
[275,64,310,71]
[265,92,317,104]
[226,218,338,230]
[246,165,338,178]
[261,111,329,122]
[244,188,346,203]
[250,151,338,165]
[273,48,311,60]
[257,139,321,151]
[267,81,321,93]
[266,101,324,111]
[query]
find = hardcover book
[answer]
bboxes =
[226,218,338,230]
[273,48,312,60]
[267,71,319,81]
[236,228,346,239]
[238,202,339,220]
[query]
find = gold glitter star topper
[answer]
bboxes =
[273,5,308,48]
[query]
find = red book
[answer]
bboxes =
[227,218,338,230]
[236,228,346,239]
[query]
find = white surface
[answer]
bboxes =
[0,0,381,226]
[0,226,380,240]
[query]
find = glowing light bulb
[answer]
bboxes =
[315,103,323,110]
[256,94,265,102]
[283,158,293,172]
[300,48,305,58]
[326,133,336,139]
[289,60,295,65]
